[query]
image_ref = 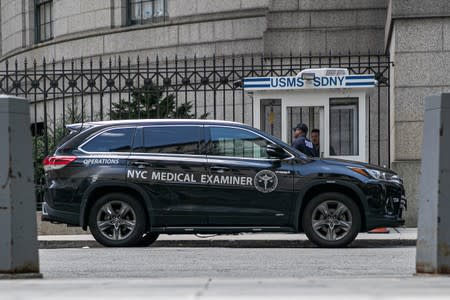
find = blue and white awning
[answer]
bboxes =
[243,74,376,91]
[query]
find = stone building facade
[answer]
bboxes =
[0,0,449,226]
[387,0,450,227]
[0,0,386,62]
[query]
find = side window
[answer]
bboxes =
[140,126,202,155]
[208,127,270,159]
[81,128,134,153]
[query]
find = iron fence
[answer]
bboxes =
[0,52,391,207]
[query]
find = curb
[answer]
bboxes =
[38,239,417,249]
[0,273,43,280]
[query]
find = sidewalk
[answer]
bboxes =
[3,277,450,300]
[38,228,417,249]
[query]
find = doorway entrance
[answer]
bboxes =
[329,98,359,157]
[286,106,323,147]
[260,99,281,140]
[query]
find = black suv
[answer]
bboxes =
[42,119,406,248]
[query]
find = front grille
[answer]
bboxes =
[384,185,404,217]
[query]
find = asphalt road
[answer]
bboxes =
[2,247,450,299]
[40,247,416,279]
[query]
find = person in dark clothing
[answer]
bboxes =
[310,129,321,157]
[291,123,315,157]
[311,128,336,157]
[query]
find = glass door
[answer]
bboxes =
[329,98,359,157]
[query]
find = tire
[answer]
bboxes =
[138,232,160,247]
[88,193,147,247]
[302,192,361,248]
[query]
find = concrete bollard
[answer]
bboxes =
[416,93,450,274]
[0,95,41,279]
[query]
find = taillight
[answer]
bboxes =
[43,156,77,171]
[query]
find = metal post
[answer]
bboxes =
[0,95,41,279]
[416,93,450,274]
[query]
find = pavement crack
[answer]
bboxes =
[194,278,212,299]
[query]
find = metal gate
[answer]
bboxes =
[0,52,391,207]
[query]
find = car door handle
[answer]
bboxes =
[131,161,151,167]
[210,166,230,173]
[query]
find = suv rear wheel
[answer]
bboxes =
[89,193,147,247]
[302,192,361,248]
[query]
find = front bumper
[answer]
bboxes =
[364,181,407,230]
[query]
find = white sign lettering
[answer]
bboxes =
[243,75,376,90]
[83,158,119,166]
[128,170,253,187]
[127,170,148,179]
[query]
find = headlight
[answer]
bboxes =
[348,167,402,183]
[366,169,386,180]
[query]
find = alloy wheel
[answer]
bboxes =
[311,200,353,241]
[96,201,137,241]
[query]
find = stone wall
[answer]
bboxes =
[53,0,113,37]
[1,0,22,55]
[0,0,391,63]
[0,0,269,65]
[265,0,387,55]
[387,0,450,226]
[0,0,34,56]
[168,0,269,18]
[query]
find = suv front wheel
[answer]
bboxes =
[89,193,147,247]
[302,192,361,248]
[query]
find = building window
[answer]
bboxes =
[128,0,168,25]
[35,0,53,42]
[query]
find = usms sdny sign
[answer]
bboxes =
[243,75,376,91]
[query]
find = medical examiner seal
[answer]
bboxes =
[254,170,278,193]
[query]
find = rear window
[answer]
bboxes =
[55,126,96,155]
[56,130,79,148]
[136,126,202,155]
[81,128,135,153]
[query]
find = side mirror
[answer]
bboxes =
[266,144,289,159]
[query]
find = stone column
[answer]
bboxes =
[0,95,41,279]
[386,0,450,226]
[416,93,450,274]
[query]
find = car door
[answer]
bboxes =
[127,124,209,227]
[204,125,295,226]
